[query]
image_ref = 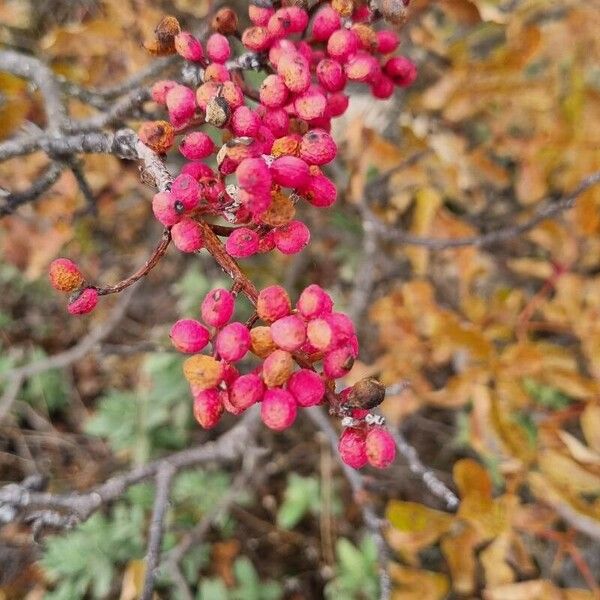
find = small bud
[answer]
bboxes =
[171,218,204,253]
[67,287,98,315]
[183,354,225,390]
[262,349,294,387]
[138,120,174,154]
[366,427,396,468]
[287,369,325,407]
[215,322,251,362]
[49,258,84,292]
[170,319,210,353]
[257,285,291,322]
[339,428,368,469]
[261,388,297,430]
[192,388,223,429]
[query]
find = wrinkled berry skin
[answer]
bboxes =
[229,373,264,412]
[226,227,260,258]
[250,326,277,358]
[215,322,251,362]
[261,388,297,431]
[201,288,235,328]
[274,220,310,254]
[339,428,368,469]
[366,427,396,468]
[262,349,294,387]
[170,319,210,353]
[67,287,99,315]
[192,388,223,429]
[297,284,333,319]
[183,355,225,390]
[257,285,291,322]
[287,369,325,407]
[171,218,204,253]
[299,130,337,165]
[270,314,306,352]
[49,258,84,292]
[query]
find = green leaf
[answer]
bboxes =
[276,474,320,529]
[522,377,572,409]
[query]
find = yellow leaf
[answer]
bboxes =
[558,431,600,466]
[480,533,514,588]
[483,580,566,600]
[440,524,479,595]
[390,563,449,600]
[406,187,442,276]
[539,449,600,495]
[119,560,145,600]
[581,403,600,453]
[453,458,492,499]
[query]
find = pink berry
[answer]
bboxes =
[316,59,346,92]
[297,285,333,319]
[236,158,272,194]
[249,4,274,26]
[170,319,210,353]
[180,132,215,160]
[371,75,395,99]
[229,373,264,412]
[242,26,272,52]
[225,227,260,258]
[339,428,368,469]
[345,52,381,84]
[258,230,276,253]
[206,33,231,63]
[277,53,311,94]
[384,56,418,87]
[304,173,337,207]
[270,314,306,352]
[192,388,223,429]
[270,156,310,189]
[171,218,204,253]
[67,287,98,315]
[327,29,359,62]
[231,106,261,137]
[151,80,177,104]
[376,30,400,54]
[174,31,204,62]
[49,258,84,292]
[327,92,349,117]
[215,322,251,362]
[171,173,200,211]
[299,129,337,165]
[165,84,196,128]
[257,285,291,322]
[366,427,396,468]
[201,288,235,327]
[238,188,272,217]
[323,346,355,378]
[268,39,296,68]
[287,7,309,33]
[306,318,334,352]
[256,125,276,154]
[180,161,214,180]
[326,312,355,344]
[294,88,327,121]
[204,62,231,83]
[152,191,182,227]
[195,81,220,111]
[312,5,341,41]
[260,74,289,108]
[274,220,310,255]
[260,108,290,138]
[261,388,297,431]
[287,369,325,407]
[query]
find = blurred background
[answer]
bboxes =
[1,0,600,598]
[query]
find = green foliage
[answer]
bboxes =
[196,557,282,600]
[522,377,572,410]
[41,505,145,600]
[85,352,190,463]
[276,473,320,529]
[324,537,379,600]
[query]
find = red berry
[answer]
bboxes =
[261,388,297,431]
[192,388,223,429]
[365,427,396,468]
[287,369,325,407]
[339,428,368,469]
[206,33,231,63]
[171,218,204,253]
[270,156,310,189]
[165,84,196,128]
[174,31,204,62]
[384,56,417,87]
[201,288,235,327]
[180,132,215,160]
[225,227,260,258]
[67,287,98,315]
[152,191,183,227]
[274,220,310,254]
[170,319,210,353]
[229,373,264,412]
[215,322,251,362]
[171,174,200,211]
[312,5,341,41]
[257,285,292,322]
[299,129,337,165]
[323,346,355,378]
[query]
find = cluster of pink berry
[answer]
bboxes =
[48,258,99,315]
[170,282,395,469]
[141,0,416,258]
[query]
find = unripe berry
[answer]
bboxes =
[371,75,395,99]
[311,5,341,41]
[212,7,238,36]
[299,129,337,165]
[306,318,334,351]
[183,354,225,390]
[327,29,359,62]
[261,388,297,430]
[206,33,231,63]
[261,108,290,137]
[295,88,327,121]
[171,173,200,211]
[174,31,204,62]
[215,322,251,362]
[249,4,274,26]
[229,373,264,412]
[236,158,272,194]
[257,285,291,322]
[49,258,84,292]
[250,326,277,358]
[287,369,325,407]
[365,427,396,468]
[327,92,349,117]
[297,284,333,319]
[260,74,289,108]
[231,106,260,137]
[67,287,98,315]
[180,132,215,161]
[262,349,294,387]
[220,81,244,110]
[376,30,400,54]
[151,81,177,105]
[171,218,204,253]
[192,388,223,429]
[270,314,306,352]
[201,288,235,327]
[152,191,183,227]
[316,59,346,92]
[304,173,337,207]
[338,428,368,469]
[204,62,231,83]
[270,156,310,189]
[138,120,174,154]
[165,84,196,128]
[225,227,260,258]
[274,220,310,254]
[277,53,311,94]
[170,319,210,353]
[384,56,418,87]
[242,26,272,51]
[323,346,355,378]
[180,161,214,180]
